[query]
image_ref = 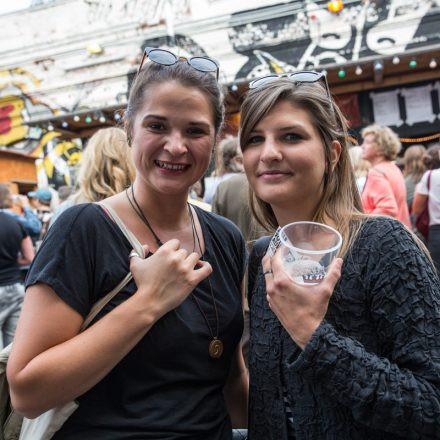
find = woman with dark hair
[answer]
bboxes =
[7,49,248,439]
[240,72,440,439]
[413,143,440,274]
[0,184,34,349]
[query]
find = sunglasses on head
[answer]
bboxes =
[249,70,332,101]
[137,47,219,80]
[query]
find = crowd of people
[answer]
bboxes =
[1,47,440,440]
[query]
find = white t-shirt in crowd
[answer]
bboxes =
[417,169,440,226]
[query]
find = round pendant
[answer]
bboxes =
[209,338,223,358]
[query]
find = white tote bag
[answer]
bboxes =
[16,204,144,440]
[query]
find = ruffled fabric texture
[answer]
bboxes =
[248,217,440,439]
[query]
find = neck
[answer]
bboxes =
[132,180,190,229]
[272,203,316,227]
[370,156,387,166]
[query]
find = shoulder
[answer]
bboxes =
[356,216,411,247]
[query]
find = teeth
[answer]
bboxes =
[156,160,187,171]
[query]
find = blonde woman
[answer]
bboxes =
[240,72,440,439]
[50,127,136,225]
[361,124,411,228]
[348,145,371,194]
[402,144,426,210]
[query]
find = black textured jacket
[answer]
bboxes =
[248,217,440,439]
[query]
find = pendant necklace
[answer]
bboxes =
[126,185,223,359]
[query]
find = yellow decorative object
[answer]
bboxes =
[327,1,343,13]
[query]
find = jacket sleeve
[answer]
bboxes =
[288,220,440,438]
[362,169,398,217]
[18,207,42,236]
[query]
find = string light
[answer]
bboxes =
[429,58,437,69]
[47,123,54,131]
[73,115,80,122]
[61,121,69,128]
[99,115,106,123]
[85,116,92,123]
[409,59,417,68]
[114,113,122,121]
[355,65,363,75]
[337,68,346,78]
[392,56,400,65]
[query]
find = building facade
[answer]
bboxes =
[1,0,439,188]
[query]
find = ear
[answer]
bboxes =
[330,140,341,171]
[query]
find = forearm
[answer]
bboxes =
[290,322,440,437]
[9,292,156,418]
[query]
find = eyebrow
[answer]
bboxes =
[143,114,211,128]
[252,124,306,133]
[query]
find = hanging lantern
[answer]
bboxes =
[327,1,343,13]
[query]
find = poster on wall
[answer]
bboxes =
[435,81,440,119]
[369,90,402,127]
[401,84,436,126]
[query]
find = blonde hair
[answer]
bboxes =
[72,127,136,203]
[240,79,366,258]
[212,137,243,176]
[403,144,426,181]
[361,124,401,161]
[349,146,371,178]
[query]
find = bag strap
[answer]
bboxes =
[80,203,145,331]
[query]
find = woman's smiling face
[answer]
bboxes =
[130,80,216,196]
[242,99,328,217]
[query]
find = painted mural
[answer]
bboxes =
[226,0,440,80]
[0,68,82,188]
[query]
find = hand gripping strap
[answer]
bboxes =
[80,203,145,331]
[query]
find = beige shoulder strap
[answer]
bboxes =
[80,202,145,331]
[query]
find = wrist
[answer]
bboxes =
[289,320,321,350]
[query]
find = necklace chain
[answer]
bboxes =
[126,185,222,358]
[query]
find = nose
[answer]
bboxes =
[260,137,282,163]
[164,130,188,156]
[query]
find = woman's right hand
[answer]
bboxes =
[129,239,212,321]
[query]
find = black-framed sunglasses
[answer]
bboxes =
[249,70,332,101]
[137,47,219,80]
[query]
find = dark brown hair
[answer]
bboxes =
[124,61,224,145]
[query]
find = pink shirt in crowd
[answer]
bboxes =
[362,161,411,229]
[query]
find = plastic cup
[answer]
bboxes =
[278,221,342,285]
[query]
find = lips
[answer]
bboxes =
[258,169,290,177]
[154,159,189,171]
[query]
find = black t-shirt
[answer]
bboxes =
[0,211,28,286]
[25,203,246,440]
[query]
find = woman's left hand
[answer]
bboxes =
[262,252,343,350]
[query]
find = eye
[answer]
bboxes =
[147,121,166,131]
[187,126,207,136]
[284,132,302,142]
[245,135,264,146]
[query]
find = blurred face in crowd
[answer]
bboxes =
[361,133,379,162]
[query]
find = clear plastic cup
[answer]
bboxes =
[278,221,342,285]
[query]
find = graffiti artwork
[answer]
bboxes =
[227,0,440,80]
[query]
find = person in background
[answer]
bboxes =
[8,48,247,439]
[402,144,426,212]
[0,190,41,240]
[413,143,440,274]
[348,145,371,194]
[203,137,244,204]
[29,188,53,242]
[361,124,411,228]
[49,127,136,227]
[0,184,35,349]
[240,73,440,439]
